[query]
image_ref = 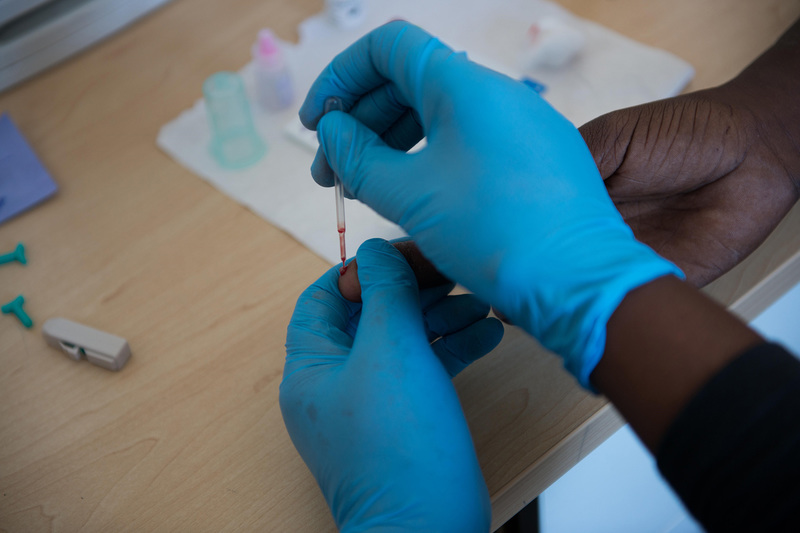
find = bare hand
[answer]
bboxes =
[580,86,799,287]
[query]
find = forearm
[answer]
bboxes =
[718,17,800,190]
[590,276,762,451]
[730,17,800,99]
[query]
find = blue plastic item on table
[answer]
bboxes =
[0,242,26,266]
[2,295,33,328]
[0,113,58,225]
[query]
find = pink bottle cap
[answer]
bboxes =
[254,29,282,67]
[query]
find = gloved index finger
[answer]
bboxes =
[298,20,454,131]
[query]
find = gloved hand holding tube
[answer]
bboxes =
[280,238,502,532]
[299,20,682,388]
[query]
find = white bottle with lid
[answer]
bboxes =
[252,29,293,112]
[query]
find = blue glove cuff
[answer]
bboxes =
[503,237,684,390]
[571,254,684,390]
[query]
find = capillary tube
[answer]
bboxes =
[324,96,347,274]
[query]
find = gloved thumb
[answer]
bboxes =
[314,111,418,227]
[349,238,430,361]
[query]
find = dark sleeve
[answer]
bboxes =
[656,342,800,532]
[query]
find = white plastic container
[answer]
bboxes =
[522,17,586,70]
[251,29,293,112]
[325,0,366,30]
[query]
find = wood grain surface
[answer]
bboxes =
[1,0,798,531]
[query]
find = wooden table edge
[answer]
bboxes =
[490,402,625,530]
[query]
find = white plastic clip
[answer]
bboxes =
[42,318,131,371]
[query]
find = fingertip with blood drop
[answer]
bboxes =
[339,258,362,302]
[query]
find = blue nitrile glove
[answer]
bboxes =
[280,238,504,532]
[299,21,683,388]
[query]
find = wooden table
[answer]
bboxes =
[1,0,798,530]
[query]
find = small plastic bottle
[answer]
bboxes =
[203,71,266,169]
[251,29,293,112]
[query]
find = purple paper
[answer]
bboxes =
[0,113,58,225]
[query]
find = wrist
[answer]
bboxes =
[501,230,683,389]
[715,19,800,193]
[592,276,763,451]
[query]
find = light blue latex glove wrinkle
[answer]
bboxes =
[281,238,503,532]
[299,21,683,387]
